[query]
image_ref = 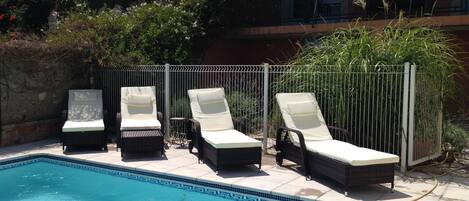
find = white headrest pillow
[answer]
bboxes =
[127,94,153,106]
[287,101,318,117]
[197,89,225,105]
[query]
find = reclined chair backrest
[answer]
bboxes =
[68,89,103,122]
[188,88,234,131]
[121,86,157,120]
[276,93,332,144]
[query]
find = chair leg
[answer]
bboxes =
[391,181,395,193]
[188,141,194,153]
[276,152,283,166]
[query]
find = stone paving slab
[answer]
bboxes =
[0,139,468,201]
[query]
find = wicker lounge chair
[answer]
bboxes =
[116,86,165,158]
[187,88,262,172]
[61,89,107,151]
[275,93,399,194]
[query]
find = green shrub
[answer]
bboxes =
[171,97,190,117]
[443,122,468,152]
[226,91,260,134]
[48,2,205,66]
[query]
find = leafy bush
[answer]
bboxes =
[226,91,260,134]
[0,0,153,34]
[171,97,190,117]
[443,122,468,152]
[48,2,205,66]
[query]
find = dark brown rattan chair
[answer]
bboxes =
[61,90,107,151]
[116,86,165,158]
[275,93,398,195]
[187,119,262,172]
[187,88,262,172]
[61,110,107,151]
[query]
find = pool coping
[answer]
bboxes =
[0,154,310,201]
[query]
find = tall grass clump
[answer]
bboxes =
[273,18,462,154]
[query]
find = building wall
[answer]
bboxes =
[203,38,300,65]
[449,30,469,116]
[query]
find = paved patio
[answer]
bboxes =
[0,140,467,201]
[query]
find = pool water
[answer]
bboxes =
[0,158,268,201]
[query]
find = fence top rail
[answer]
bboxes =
[99,64,409,72]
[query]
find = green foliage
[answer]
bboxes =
[0,0,153,33]
[0,0,54,32]
[279,19,462,119]
[171,97,190,117]
[443,122,469,152]
[48,2,205,66]
[287,19,460,97]
[226,91,259,134]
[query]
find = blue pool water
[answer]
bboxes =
[0,157,281,201]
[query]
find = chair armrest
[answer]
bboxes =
[327,126,351,143]
[276,127,310,177]
[157,112,164,135]
[187,118,203,160]
[61,110,68,127]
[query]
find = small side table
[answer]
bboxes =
[170,117,188,147]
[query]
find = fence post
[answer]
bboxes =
[407,64,416,166]
[400,62,410,173]
[165,64,171,138]
[262,63,269,151]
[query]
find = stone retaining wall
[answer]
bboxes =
[0,40,91,146]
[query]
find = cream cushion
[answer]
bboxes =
[121,86,157,120]
[63,120,104,132]
[67,90,103,122]
[120,86,160,130]
[276,93,333,144]
[188,88,234,131]
[120,119,161,131]
[305,140,400,166]
[64,90,104,132]
[202,130,262,149]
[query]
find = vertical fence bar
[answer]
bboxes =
[165,64,171,137]
[400,62,410,172]
[437,100,443,155]
[262,63,269,150]
[407,64,416,166]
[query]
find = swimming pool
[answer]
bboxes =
[0,155,299,201]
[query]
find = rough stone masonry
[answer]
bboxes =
[0,40,92,146]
